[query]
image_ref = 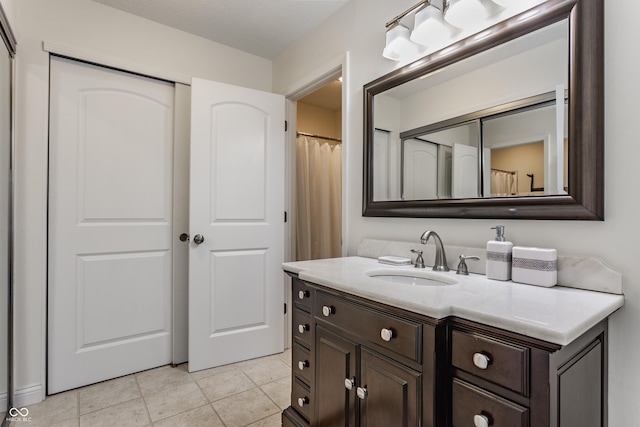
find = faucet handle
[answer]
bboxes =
[457,255,480,275]
[411,249,425,269]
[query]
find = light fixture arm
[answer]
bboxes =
[385,0,429,28]
[385,1,448,29]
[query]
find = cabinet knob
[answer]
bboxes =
[344,377,355,390]
[298,290,309,300]
[297,396,309,408]
[298,324,309,334]
[473,414,490,427]
[298,360,309,371]
[322,305,335,317]
[472,352,492,370]
[356,386,368,400]
[380,328,394,342]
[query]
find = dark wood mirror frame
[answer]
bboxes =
[363,0,603,220]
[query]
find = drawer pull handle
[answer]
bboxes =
[298,360,309,370]
[322,305,335,317]
[298,324,309,334]
[473,352,492,370]
[380,328,394,342]
[356,386,368,400]
[473,414,490,427]
[297,397,309,408]
[344,377,355,390]
[298,290,309,300]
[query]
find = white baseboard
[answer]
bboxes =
[11,384,44,408]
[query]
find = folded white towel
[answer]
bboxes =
[377,256,412,266]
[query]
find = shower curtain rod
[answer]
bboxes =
[491,167,517,175]
[296,131,342,143]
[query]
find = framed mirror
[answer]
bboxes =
[363,0,603,220]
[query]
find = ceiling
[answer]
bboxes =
[92,0,351,60]
[299,79,342,111]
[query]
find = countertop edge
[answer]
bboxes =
[283,258,625,347]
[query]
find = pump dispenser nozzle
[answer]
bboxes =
[491,225,506,242]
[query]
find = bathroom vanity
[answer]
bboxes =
[281,256,623,427]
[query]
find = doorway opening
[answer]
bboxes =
[289,78,343,261]
[294,79,342,261]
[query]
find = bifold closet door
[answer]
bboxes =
[48,56,175,393]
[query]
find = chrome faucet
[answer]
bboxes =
[419,230,450,272]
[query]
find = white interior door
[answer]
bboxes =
[188,78,285,372]
[48,57,175,393]
[403,139,438,200]
[452,143,479,198]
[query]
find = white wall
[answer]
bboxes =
[12,0,273,405]
[273,0,640,424]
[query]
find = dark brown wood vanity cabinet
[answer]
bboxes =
[283,275,609,427]
[283,276,447,427]
[450,318,608,427]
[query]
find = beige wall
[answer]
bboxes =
[297,102,341,140]
[491,142,544,194]
[12,0,272,405]
[273,0,640,424]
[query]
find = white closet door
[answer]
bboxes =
[452,143,479,199]
[403,139,438,200]
[48,57,174,393]
[188,78,285,371]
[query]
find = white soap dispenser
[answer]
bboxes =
[486,225,513,281]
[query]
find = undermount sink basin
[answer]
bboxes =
[366,269,457,286]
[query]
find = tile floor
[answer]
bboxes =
[23,349,292,427]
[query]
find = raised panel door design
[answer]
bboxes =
[403,139,438,200]
[452,143,479,198]
[48,56,174,393]
[315,326,357,427]
[359,348,422,427]
[189,78,285,371]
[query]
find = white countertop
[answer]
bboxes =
[283,256,625,346]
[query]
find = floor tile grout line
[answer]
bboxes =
[192,380,229,427]
[134,373,154,426]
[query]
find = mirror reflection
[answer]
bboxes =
[372,19,568,202]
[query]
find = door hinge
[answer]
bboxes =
[285,120,288,132]
[284,303,287,314]
[284,211,288,223]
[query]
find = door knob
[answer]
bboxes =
[344,377,355,390]
[356,386,368,400]
[193,234,205,244]
[179,233,189,242]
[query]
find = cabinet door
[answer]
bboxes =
[315,326,357,427]
[359,348,422,427]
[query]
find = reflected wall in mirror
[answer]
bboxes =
[363,0,603,220]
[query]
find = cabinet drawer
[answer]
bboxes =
[316,291,422,362]
[292,342,313,383]
[451,329,529,395]
[292,376,312,421]
[452,379,529,427]
[293,278,313,312]
[293,307,313,347]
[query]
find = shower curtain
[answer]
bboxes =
[490,169,518,196]
[296,136,342,261]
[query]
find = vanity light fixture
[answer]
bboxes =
[410,0,452,47]
[383,21,420,60]
[383,0,507,61]
[444,0,495,28]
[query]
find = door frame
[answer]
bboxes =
[283,52,349,347]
